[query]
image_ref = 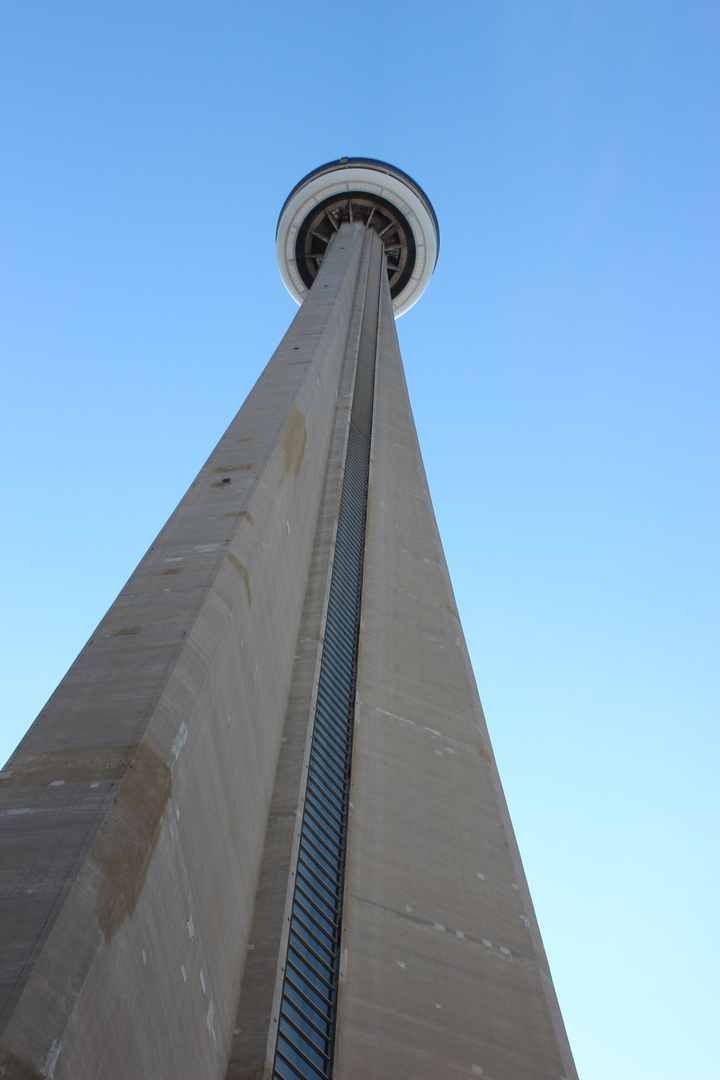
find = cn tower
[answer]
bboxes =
[0,159,576,1080]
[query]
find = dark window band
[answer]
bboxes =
[272,238,381,1079]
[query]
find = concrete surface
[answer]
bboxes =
[332,267,578,1080]
[0,219,576,1080]
[0,225,366,1079]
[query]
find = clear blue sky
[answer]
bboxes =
[1,3,718,1077]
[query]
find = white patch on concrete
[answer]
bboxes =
[500,946,512,957]
[186,915,195,942]
[512,883,520,890]
[171,722,189,762]
[424,727,442,736]
[520,915,530,927]
[477,872,485,880]
[456,930,465,939]
[248,943,255,951]
[472,1066,483,1075]
[176,806,181,820]
[435,750,443,756]
[0,808,32,817]
[193,543,223,553]
[0,770,13,779]
[397,960,406,969]
[435,1003,442,1009]
[206,999,215,1039]
[200,969,206,993]
[482,939,492,948]
[287,520,290,535]
[50,780,65,786]
[434,923,445,932]
[164,557,184,563]
[405,904,412,913]
[90,782,99,788]
[42,1038,62,1078]
[181,964,187,983]
[445,747,455,754]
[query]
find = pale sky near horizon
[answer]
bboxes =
[1,3,718,1078]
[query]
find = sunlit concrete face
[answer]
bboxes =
[334,250,575,1079]
[0,161,576,1080]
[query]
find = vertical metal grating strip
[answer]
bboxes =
[272,238,382,1080]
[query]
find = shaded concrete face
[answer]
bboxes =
[1,217,576,1079]
[225,225,384,1080]
[0,225,370,1079]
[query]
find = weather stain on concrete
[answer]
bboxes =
[210,464,256,473]
[112,626,142,637]
[0,1046,45,1079]
[280,406,307,482]
[478,747,492,762]
[91,743,172,943]
[227,553,252,608]
[0,746,137,789]
[222,511,254,525]
[155,567,184,576]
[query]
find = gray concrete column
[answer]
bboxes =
[0,224,367,1080]
[226,224,380,1080]
[334,268,578,1080]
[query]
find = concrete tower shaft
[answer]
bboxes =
[0,161,577,1080]
[0,222,379,1080]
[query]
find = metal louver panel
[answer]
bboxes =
[272,238,382,1080]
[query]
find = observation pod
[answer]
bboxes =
[276,157,440,317]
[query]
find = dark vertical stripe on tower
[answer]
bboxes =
[272,237,382,1080]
